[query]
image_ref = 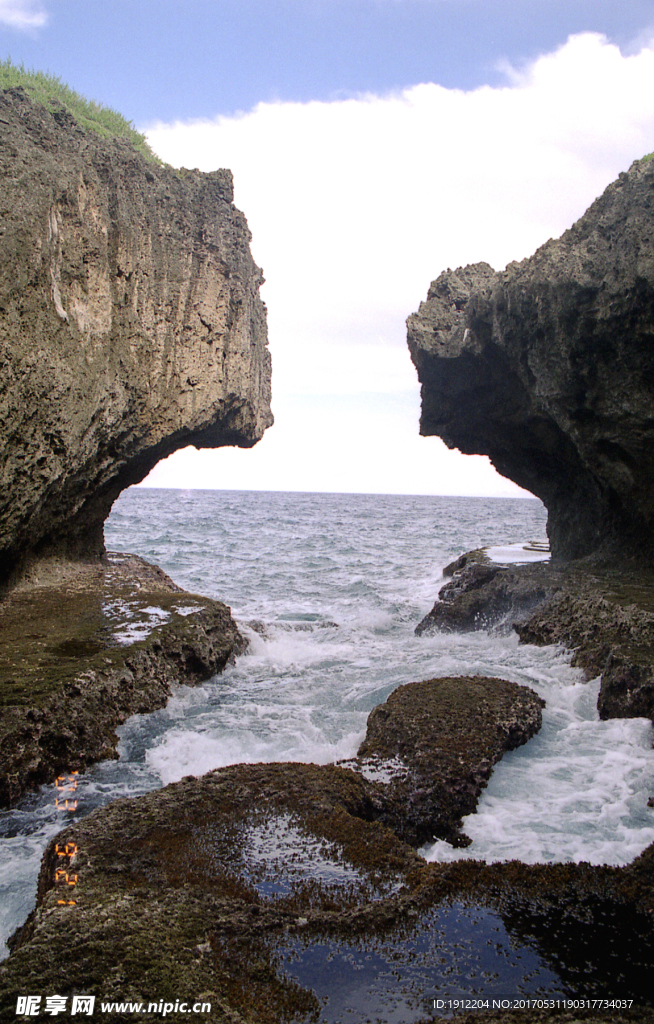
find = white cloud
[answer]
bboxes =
[143,33,654,497]
[0,0,47,30]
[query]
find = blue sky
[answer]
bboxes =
[3,1,653,120]
[3,1,654,497]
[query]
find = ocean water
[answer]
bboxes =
[1,488,654,964]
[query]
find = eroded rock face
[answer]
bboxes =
[407,157,654,562]
[0,88,272,583]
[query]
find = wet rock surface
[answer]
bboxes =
[0,87,272,586]
[416,549,654,725]
[1,647,651,1023]
[0,676,542,1015]
[0,553,243,805]
[1,750,653,1023]
[416,556,558,636]
[407,156,654,563]
[351,675,543,846]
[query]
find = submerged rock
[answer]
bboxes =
[407,157,654,563]
[0,87,272,586]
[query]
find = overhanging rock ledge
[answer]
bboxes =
[0,87,272,586]
[407,157,654,563]
[0,86,272,799]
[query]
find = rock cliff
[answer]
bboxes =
[407,157,654,562]
[0,87,272,585]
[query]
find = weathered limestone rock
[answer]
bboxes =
[0,87,272,585]
[0,553,244,805]
[407,157,654,563]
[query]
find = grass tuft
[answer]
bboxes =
[0,57,162,164]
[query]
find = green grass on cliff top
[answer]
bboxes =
[0,58,161,163]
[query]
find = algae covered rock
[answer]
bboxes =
[3,671,653,1023]
[2,745,654,1023]
[0,87,272,584]
[0,553,245,805]
[354,674,544,846]
[0,761,423,1022]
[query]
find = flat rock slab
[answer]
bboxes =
[0,761,424,1022]
[350,675,544,846]
[0,552,243,804]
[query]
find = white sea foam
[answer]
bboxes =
[240,813,368,895]
[101,598,171,644]
[0,828,60,954]
[3,490,653,961]
[171,604,203,616]
[424,679,654,866]
[337,756,411,785]
[145,722,365,784]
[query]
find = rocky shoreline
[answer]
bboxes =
[6,656,652,1024]
[417,549,654,725]
[1,86,654,1023]
[0,552,244,806]
[2,561,653,1023]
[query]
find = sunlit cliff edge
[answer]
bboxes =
[0,86,272,587]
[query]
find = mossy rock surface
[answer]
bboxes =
[354,674,544,846]
[2,756,653,1023]
[0,553,243,805]
[1,673,547,1017]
